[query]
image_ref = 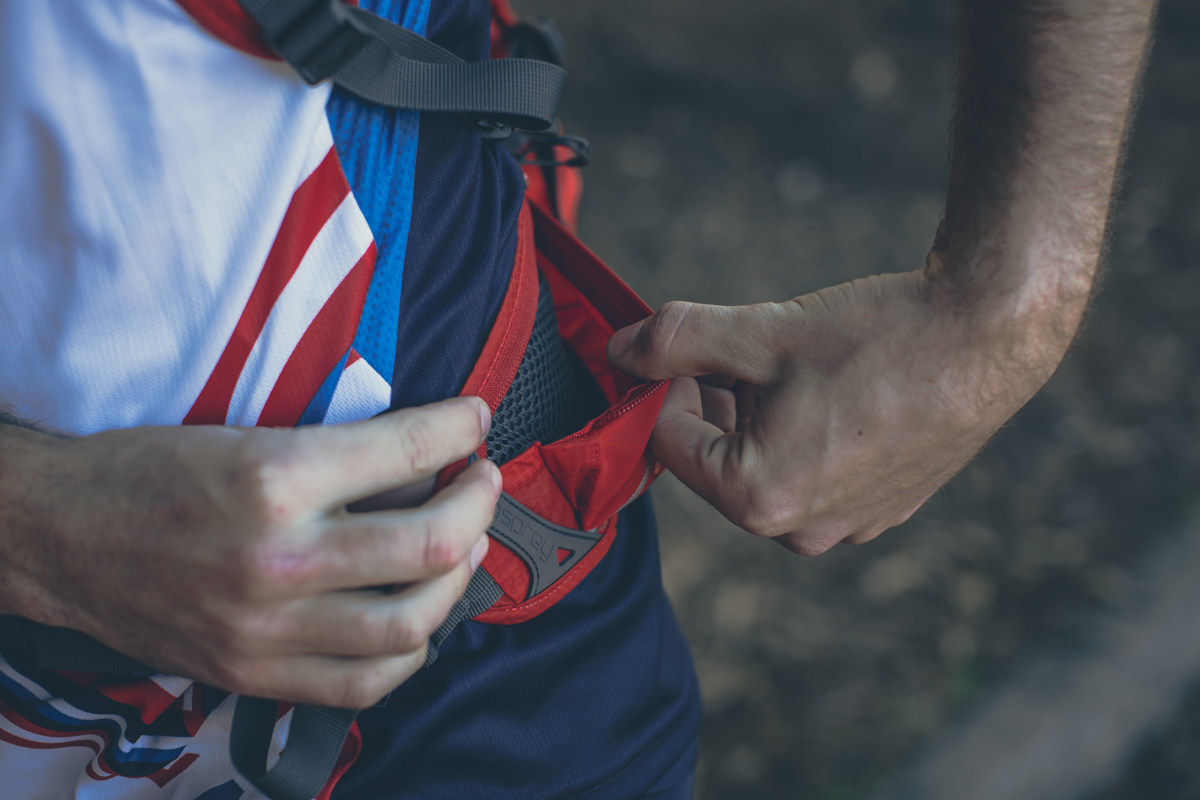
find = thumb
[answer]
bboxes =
[606,300,787,384]
[649,377,757,534]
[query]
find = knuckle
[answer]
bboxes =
[337,658,419,709]
[419,512,472,572]
[381,609,426,653]
[645,301,692,358]
[394,413,443,476]
[736,484,799,538]
[463,479,499,530]
[451,560,473,596]
[334,679,379,710]
[212,658,268,696]
[227,444,299,526]
[789,536,837,557]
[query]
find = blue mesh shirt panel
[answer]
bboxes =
[326,0,432,386]
[389,0,522,410]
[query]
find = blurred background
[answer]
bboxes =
[514,0,1200,798]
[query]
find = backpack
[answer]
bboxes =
[0,2,668,797]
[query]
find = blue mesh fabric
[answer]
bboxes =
[326,0,431,384]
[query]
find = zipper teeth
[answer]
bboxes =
[554,380,667,444]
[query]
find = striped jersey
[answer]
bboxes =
[0,0,702,797]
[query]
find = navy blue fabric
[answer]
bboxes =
[325,0,702,796]
[334,497,703,800]
[388,0,522,410]
[640,739,697,798]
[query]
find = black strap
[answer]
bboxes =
[238,0,566,131]
[2,618,154,674]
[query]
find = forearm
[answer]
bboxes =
[606,1,1158,550]
[930,0,1156,402]
[0,418,71,622]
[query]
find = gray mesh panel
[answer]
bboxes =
[486,274,584,465]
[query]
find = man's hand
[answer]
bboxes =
[610,0,1157,555]
[607,273,1041,555]
[0,397,499,708]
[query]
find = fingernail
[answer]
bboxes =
[486,460,503,497]
[608,320,644,359]
[469,535,489,571]
[477,399,492,438]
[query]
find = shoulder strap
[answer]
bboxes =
[239,0,566,131]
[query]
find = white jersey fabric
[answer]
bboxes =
[0,0,391,435]
[0,0,394,797]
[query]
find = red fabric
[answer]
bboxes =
[184,148,351,425]
[467,202,667,625]
[520,156,584,236]
[437,201,539,497]
[316,722,362,800]
[552,150,585,234]
[174,0,278,60]
[458,202,539,419]
[256,243,377,427]
[531,205,655,331]
[488,0,520,58]
[94,679,179,726]
[180,687,210,737]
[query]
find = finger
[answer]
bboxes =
[228,650,429,708]
[286,396,491,513]
[606,301,791,385]
[301,458,500,594]
[650,378,753,522]
[347,474,437,513]
[734,381,757,432]
[276,559,478,657]
[697,374,737,390]
[698,382,736,433]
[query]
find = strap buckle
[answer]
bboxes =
[256,0,371,85]
[512,132,591,168]
[477,119,515,140]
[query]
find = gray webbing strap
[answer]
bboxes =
[0,500,586,800]
[231,698,359,800]
[425,568,503,667]
[238,0,566,131]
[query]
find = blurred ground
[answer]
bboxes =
[514,0,1200,797]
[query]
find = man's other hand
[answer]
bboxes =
[607,272,1053,556]
[607,0,1156,556]
[0,397,499,708]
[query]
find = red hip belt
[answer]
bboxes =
[431,198,666,636]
